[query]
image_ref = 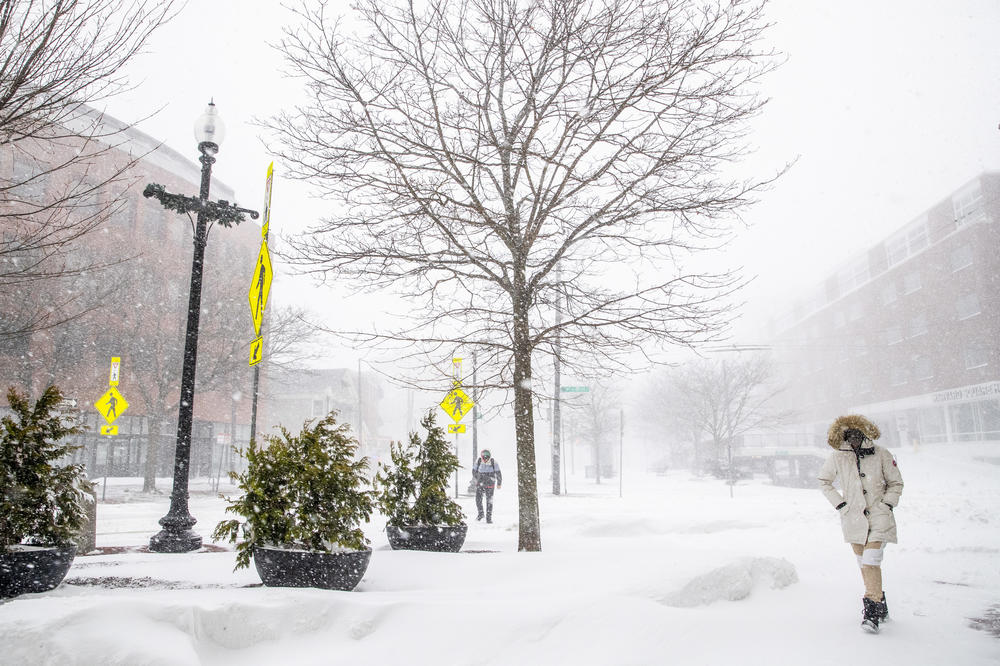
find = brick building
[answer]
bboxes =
[1,108,265,479]
[764,172,1000,448]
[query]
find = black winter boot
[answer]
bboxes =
[877,592,889,622]
[861,597,881,633]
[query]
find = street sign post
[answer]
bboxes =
[249,163,275,447]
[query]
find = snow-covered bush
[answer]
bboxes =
[374,411,465,527]
[212,412,375,570]
[0,385,89,551]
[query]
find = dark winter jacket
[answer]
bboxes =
[818,414,904,544]
[473,458,502,489]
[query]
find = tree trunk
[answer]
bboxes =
[512,293,541,552]
[143,417,161,492]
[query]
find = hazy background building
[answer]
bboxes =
[766,171,1000,449]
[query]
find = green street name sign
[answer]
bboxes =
[560,386,590,393]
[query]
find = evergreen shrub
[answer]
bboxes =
[212,411,375,570]
[0,385,89,551]
[374,411,465,527]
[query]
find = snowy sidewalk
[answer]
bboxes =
[1,445,998,665]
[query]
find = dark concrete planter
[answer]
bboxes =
[0,544,77,598]
[252,545,371,591]
[386,524,467,552]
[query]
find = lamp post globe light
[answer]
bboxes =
[144,102,258,553]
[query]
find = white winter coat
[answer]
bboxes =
[818,414,904,545]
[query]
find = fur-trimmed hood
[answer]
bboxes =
[826,414,881,449]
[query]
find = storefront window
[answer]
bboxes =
[949,402,978,442]
[918,407,947,444]
[980,400,1000,440]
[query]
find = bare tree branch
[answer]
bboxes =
[0,0,177,339]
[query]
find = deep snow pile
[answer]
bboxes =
[0,443,998,665]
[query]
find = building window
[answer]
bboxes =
[12,153,48,199]
[953,183,986,227]
[950,244,974,272]
[907,222,928,253]
[312,399,325,416]
[913,355,933,380]
[902,271,921,295]
[956,293,981,321]
[964,345,989,370]
[908,312,928,338]
[837,257,870,294]
[834,311,846,329]
[885,326,904,345]
[880,283,897,306]
[982,400,1000,440]
[838,346,850,364]
[884,216,929,267]
[848,302,864,321]
[890,363,909,386]
[885,235,908,267]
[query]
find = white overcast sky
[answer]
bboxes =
[106,0,1000,357]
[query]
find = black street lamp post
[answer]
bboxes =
[144,102,257,553]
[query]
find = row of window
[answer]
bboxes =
[824,348,990,401]
[777,180,990,329]
[825,287,980,336]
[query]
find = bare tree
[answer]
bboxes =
[0,0,176,341]
[268,0,778,550]
[659,353,791,486]
[565,383,621,484]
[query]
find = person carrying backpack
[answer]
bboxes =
[472,449,502,523]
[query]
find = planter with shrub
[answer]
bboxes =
[375,412,467,552]
[0,386,89,598]
[213,412,375,591]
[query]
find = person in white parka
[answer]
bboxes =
[818,414,904,633]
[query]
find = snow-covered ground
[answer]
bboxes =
[1,443,998,665]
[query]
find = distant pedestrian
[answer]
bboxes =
[818,414,904,634]
[472,449,502,523]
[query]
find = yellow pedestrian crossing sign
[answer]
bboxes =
[248,241,272,336]
[95,387,129,425]
[448,423,466,434]
[100,425,118,436]
[439,387,474,423]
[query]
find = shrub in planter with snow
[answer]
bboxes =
[212,412,375,590]
[374,411,467,552]
[0,385,89,598]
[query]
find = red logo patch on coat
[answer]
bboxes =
[892,459,897,466]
